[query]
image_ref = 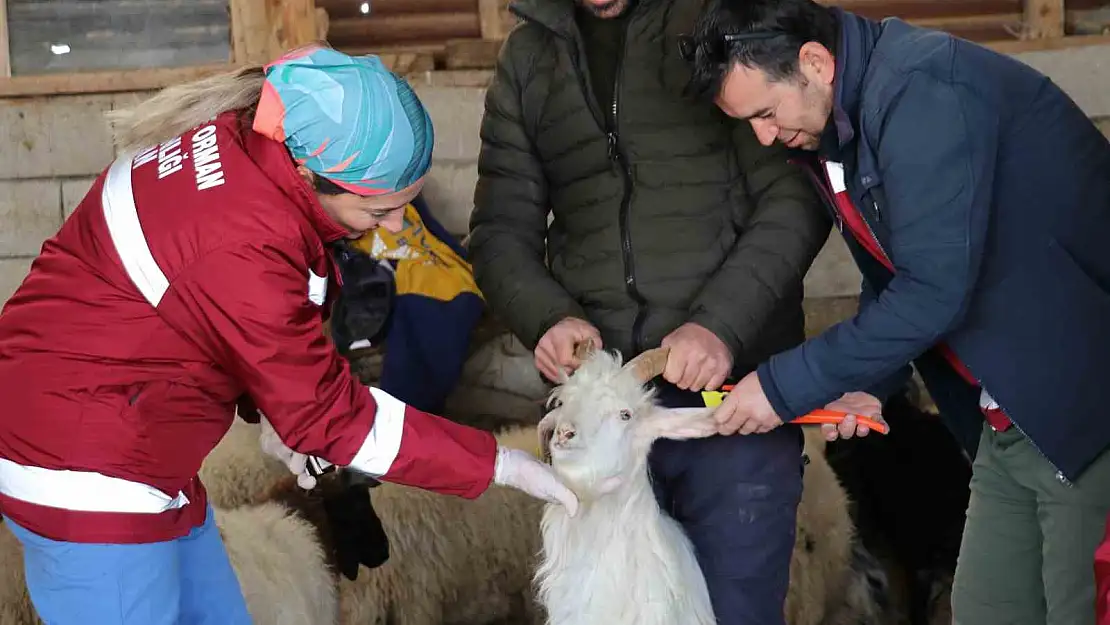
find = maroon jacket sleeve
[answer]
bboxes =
[159,239,497,499]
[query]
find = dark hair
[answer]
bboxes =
[681,0,839,101]
[314,173,349,196]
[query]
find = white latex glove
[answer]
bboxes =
[493,446,579,516]
[258,416,320,489]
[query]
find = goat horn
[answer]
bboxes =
[623,346,670,383]
[573,339,597,362]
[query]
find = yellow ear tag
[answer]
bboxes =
[701,391,728,407]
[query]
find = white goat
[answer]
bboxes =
[534,344,720,625]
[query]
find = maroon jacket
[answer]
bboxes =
[0,111,497,544]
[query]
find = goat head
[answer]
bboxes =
[537,343,716,466]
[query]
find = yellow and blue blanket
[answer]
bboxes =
[346,194,484,414]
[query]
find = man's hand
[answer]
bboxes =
[259,416,321,489]
[493,446,579,516]
[821,391,885,441]
[660,322,733,391]
[535,317,603,383]
[711,371,783,435]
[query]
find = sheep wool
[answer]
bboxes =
[786,428,856,625]
[200,415,292,509]
[211,424,547,625]
[336,424,546,625]
[216,500,339,625]
[0,522,38,625]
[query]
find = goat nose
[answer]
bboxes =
[555,425,576,445]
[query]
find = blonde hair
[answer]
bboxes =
[105,64,266,153]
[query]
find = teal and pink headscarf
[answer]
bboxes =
[253,45,434,196]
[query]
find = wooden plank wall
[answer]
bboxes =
[0,0,9,78]
[316,0,1110,71]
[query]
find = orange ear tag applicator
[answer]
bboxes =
[700,386,890,435]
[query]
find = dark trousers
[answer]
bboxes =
[648,385,805,625]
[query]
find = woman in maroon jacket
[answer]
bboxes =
[0,45,576,625]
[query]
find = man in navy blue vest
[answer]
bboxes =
[682,0,1110,622]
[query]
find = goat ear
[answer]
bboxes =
[642,407,718,441]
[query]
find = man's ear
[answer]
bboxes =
[641,407,718,441]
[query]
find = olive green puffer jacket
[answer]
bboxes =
[468,0,831,372]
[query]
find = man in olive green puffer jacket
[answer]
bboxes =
[469,0,831,622]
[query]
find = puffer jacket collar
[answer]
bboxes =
[509,0,658,37]
[819,9,884,156]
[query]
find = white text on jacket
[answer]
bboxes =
[191,125,225,191]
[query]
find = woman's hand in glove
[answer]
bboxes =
[493,446,579,517]
[258,416,320,489]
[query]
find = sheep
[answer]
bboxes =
[200,414,292,509]
[788,426,855,625]
[534,345,726,625]
[0,417,883,625]
[211,423,548,625]
[534,343,890,625]
[215,491,339,625]
[824,388,970,625]
[0,421,545,625]
[0,521,38,625]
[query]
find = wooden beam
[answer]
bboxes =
[1023,0,1066,38]
[376,52,437,75]
[910,13,1024,41]
[328,12,481,47]
[319,0,478,19]
[0,0,10,78]
[230,0,319,66]
[316,7,330,41]
[0,63,236,98]
[821,0,1021,20]
[478,0,510,40]
[230,0,275,64]
[985,31,1110,51]
[273,0,319,51]
[444,38,503,69]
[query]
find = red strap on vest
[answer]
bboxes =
[817,159,1011,430]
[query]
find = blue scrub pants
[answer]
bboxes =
[4,505,253,625]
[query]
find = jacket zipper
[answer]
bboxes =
[564,22,645,354]
[809,162,1069,481]
[520,6,648,354]
[863,195,1070,483]
[607,53,647,355]
[861,194,1065,478]
[976,375,1070,484]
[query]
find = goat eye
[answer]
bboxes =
[619,409,632,421]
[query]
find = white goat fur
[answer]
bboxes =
[535,348,719,625]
